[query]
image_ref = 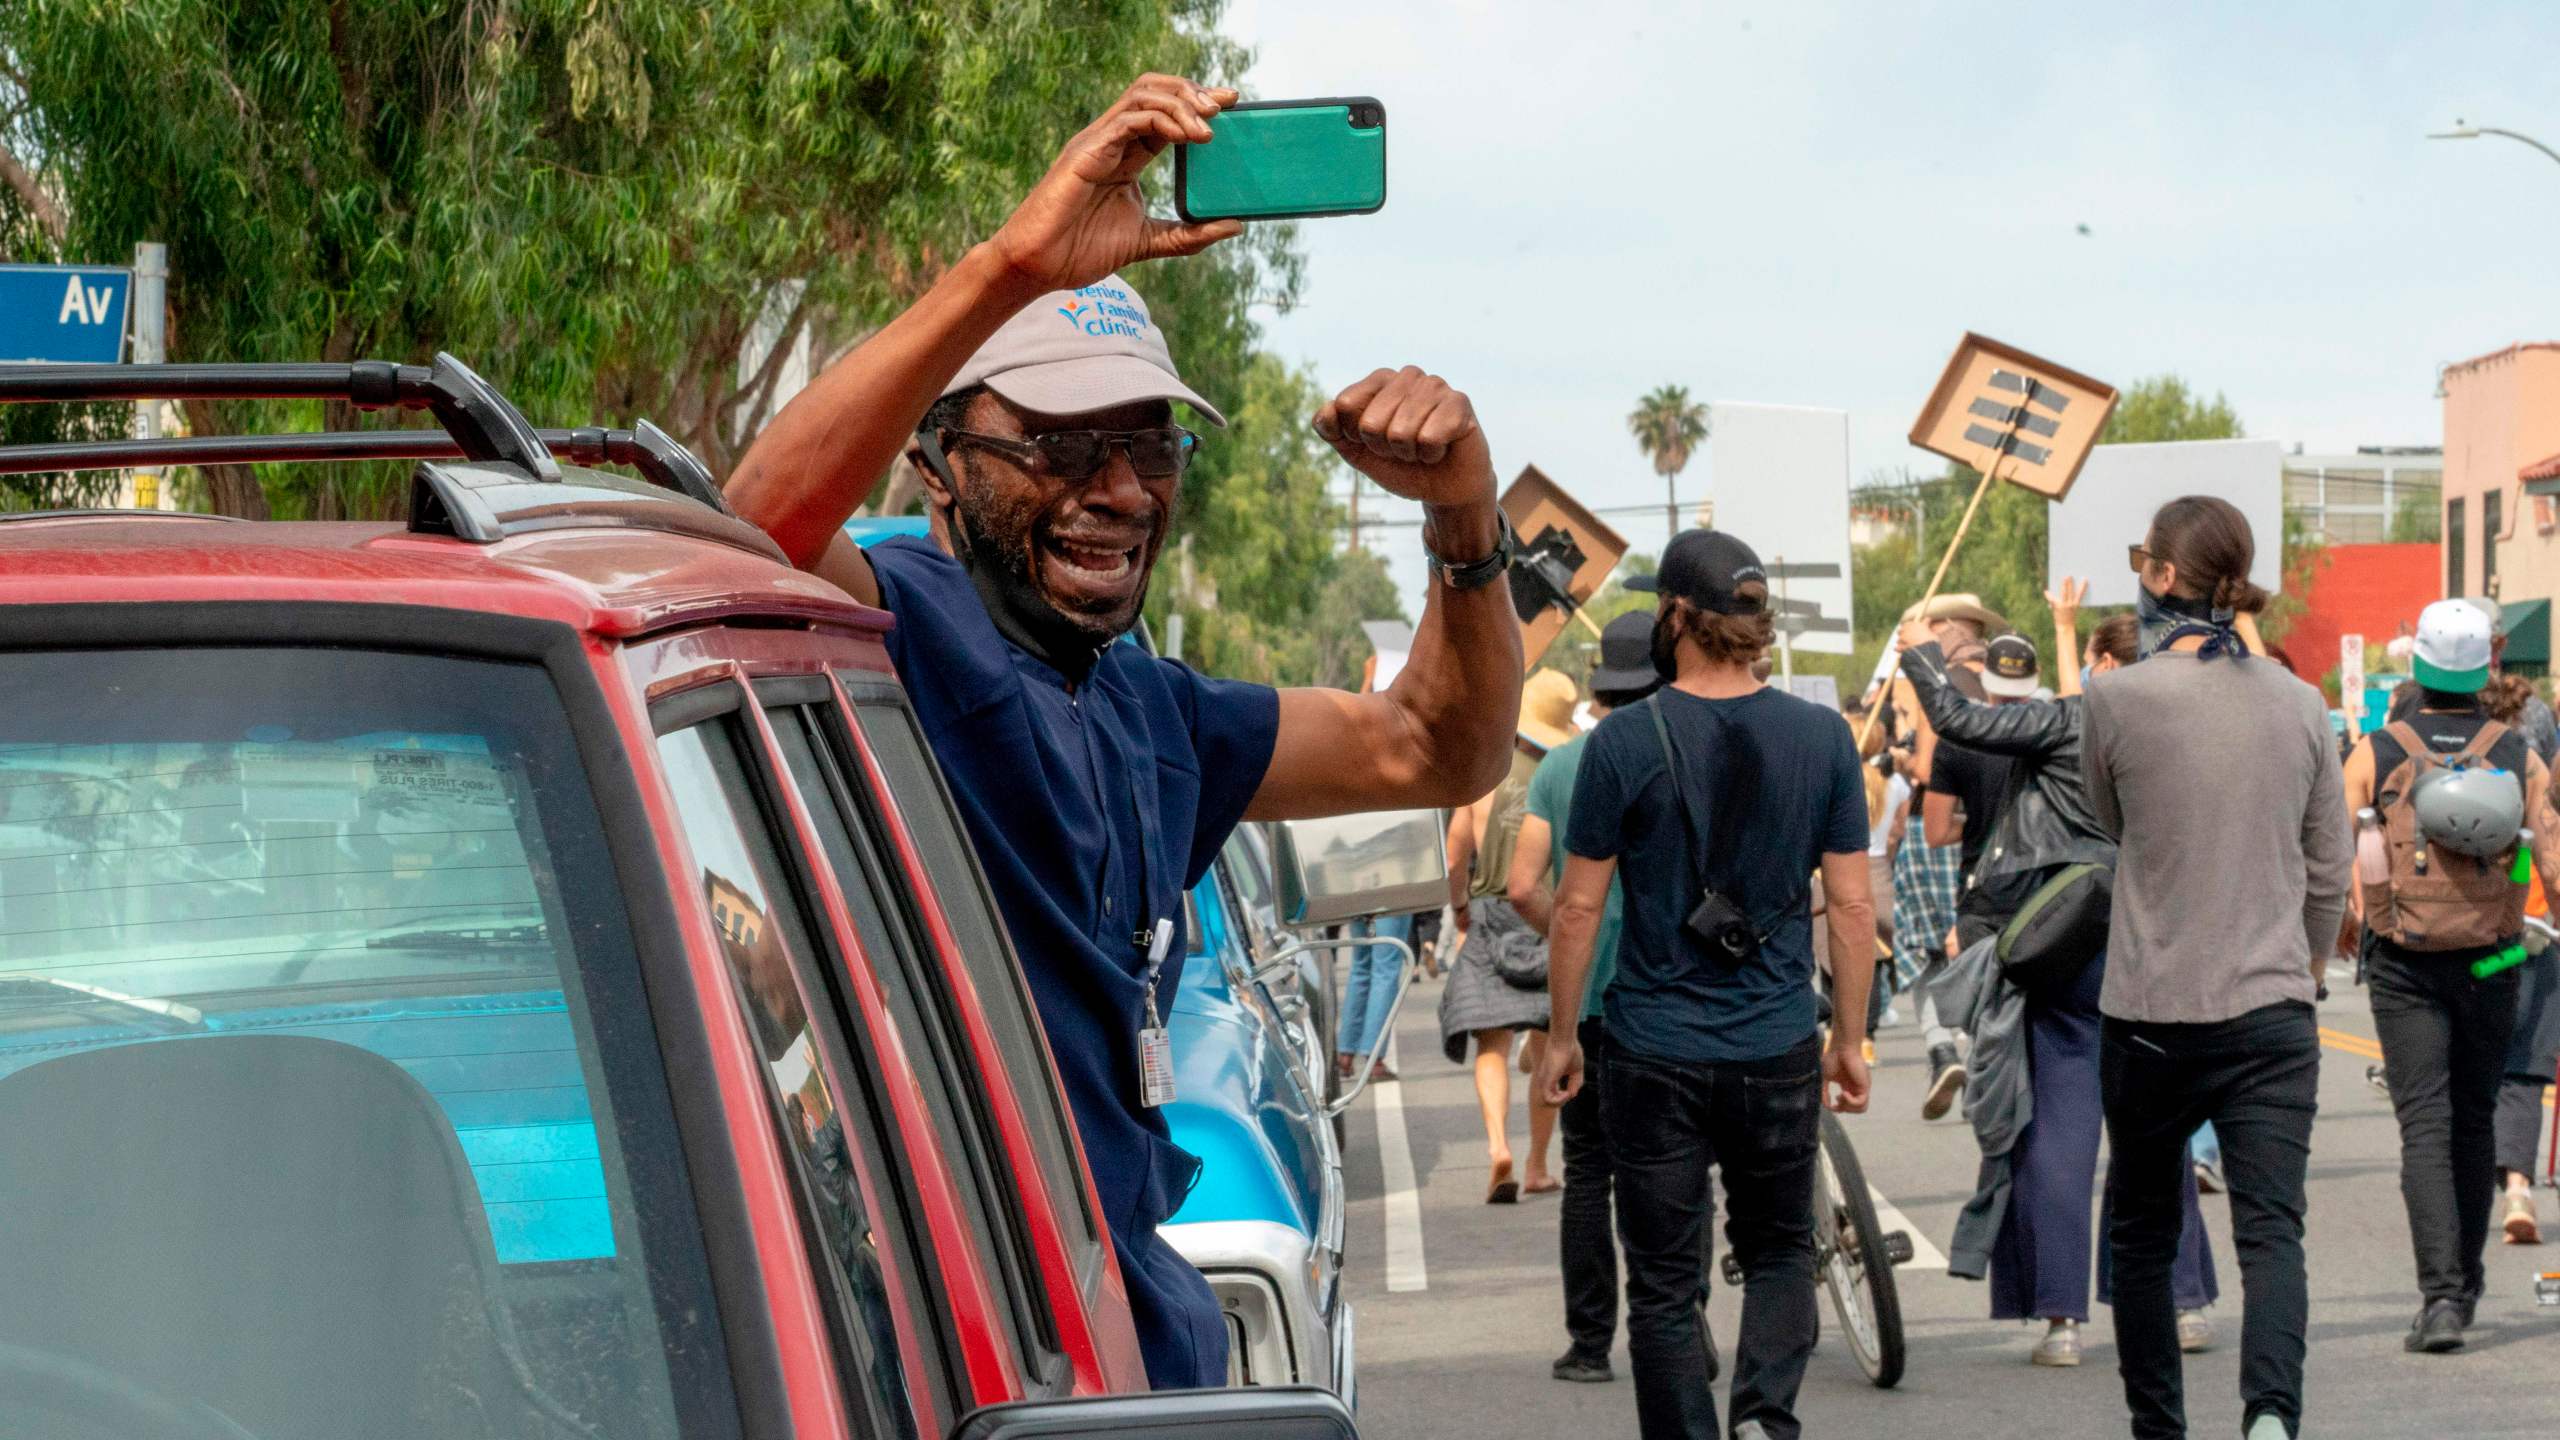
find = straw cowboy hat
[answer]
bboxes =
[1517,668,1580,751]
[1902,592,2008,632]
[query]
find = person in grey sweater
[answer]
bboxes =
[2081,495,2352,1440]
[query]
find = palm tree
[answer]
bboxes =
[1628,385,1709,537]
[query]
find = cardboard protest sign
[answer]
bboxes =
[1501,465,1627,660]
[1910,333,2119,501]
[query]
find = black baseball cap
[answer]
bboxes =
[1589,611,1661,696]
[1625,529,1767,615]
[1982,634,2040,698]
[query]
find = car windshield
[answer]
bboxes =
[0,646,709,1440]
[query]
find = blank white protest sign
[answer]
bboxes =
[2046,439,2285,606]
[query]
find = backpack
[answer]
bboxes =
[2362,719,2525,952]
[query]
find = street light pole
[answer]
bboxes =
[2428,121,2560,171]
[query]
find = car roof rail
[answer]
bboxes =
[0,421,733,514]
[0,353,560,480]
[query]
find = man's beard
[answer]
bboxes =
[947,484,1155,676]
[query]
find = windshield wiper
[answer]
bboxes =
[0,974,208,1032]
[363,921,550,954]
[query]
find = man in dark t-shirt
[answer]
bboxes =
[1535,529,1874,1440]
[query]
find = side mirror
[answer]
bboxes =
[952,1385,1355,1440]
[1270,808,1447,929]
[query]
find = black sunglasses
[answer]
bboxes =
[935,425,1197,482]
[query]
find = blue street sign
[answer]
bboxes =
[0,264,132,364]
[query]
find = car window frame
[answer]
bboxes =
[829,674,1108,1294]
[650,684,969,1437]
[754,681,1069,1392]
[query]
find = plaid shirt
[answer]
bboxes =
[1891,819,1961,992]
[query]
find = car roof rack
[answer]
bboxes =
[0,355,773,556]
[0,420,727,512]
[0,354,559,479]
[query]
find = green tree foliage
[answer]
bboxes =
[1150,352,1403,687]
[2,0,1269,518]
[2389,488,2443,543]
[6,2,1380,686]
[1628,384,1706,531]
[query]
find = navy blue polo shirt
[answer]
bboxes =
[866,537,1280,1388]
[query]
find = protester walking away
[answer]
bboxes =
[1902,587,2221,1367]
[1443,668,1576,1202]
[1507,613,1665,1384]
[1533,529,1876,1440]
[2343,598,2560,1351]
[2083,496,2352,1440]
[2495,934,2559,1243]
[723,75,1526,1390]
[1901,595,2020,1120]
[2386,597,2560,769]
[1337,911,1412,1082]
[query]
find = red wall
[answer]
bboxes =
[2278,543,2439,687]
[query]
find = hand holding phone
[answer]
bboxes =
[1176,97,1388,223]
[989,75,1248,293]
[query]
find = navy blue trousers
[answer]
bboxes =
[1991,953,2219,1321]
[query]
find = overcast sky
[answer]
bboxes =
[1215,0,2560,617]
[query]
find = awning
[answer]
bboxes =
[2500,597,2549,668]
[2524,451,2560,495]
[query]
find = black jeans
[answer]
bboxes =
[1603,1035,1821,1440]
[1559,1017,1620,1359]
[2102,1001,2319,1440]
[2367,943,2521,1303]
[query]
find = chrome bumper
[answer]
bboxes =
[1163,1218,1349,1398]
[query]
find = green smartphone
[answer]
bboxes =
[1175,97,1387,222]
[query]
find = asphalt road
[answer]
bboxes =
[1336,972,2560,1440]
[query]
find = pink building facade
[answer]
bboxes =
[2441,342,2560,605]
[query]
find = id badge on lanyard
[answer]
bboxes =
[1138,917,1176,1108]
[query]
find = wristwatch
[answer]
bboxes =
[1424,509,1516,593]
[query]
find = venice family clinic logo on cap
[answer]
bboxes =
[943,272,1224,426]
[1054,284,1152,339]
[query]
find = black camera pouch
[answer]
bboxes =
[1649,695,1787,971]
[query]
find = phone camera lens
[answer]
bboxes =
[1349,104,1379,128]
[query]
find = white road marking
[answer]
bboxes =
[1374,1030,1429,1292]
[1868,1185,1948,1270]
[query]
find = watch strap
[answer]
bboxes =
[1426,508,1516,592]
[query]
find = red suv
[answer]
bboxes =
[0,358,1350,1440]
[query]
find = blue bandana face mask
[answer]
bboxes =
[2136,584,2247,659]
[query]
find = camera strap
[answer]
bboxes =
[1647,693,1803,945]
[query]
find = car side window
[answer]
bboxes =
[762,695,1066,1388]
[835,681,1106,1282]
[655,718,934,1440]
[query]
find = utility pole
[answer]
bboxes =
[1348,474,1362,554]
[129,241,168,510]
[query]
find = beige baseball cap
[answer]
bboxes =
[943,273,1226,427]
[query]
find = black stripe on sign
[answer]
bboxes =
[1963,424,2053,465]
[1968,396,2059,437]
[1987,369,2072,414]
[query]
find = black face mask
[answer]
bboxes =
[1650,608,1683,681]
[941,485,1116,683]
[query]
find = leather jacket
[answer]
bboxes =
[1901,641,2115,883]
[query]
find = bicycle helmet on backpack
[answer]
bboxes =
[2411,765,2525,859]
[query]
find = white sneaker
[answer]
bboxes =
[2245,1413,2290,1440]
[2031,1319,2081,1367]
[2177,1308,2214,1353]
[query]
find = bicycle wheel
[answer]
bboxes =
[1816,1111,1906,1388]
